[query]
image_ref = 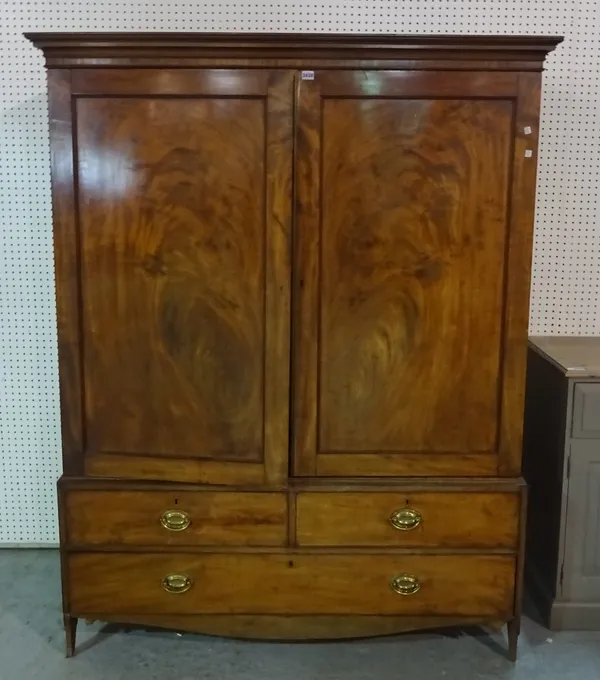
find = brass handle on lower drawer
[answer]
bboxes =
[160,510,190,532]
[390,574,421,596]
[389,507,422,531]
[162,573,193,594]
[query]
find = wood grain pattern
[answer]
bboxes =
[78,94,265,460]
[263,71,294,484]
[293,72,514,475]
[43,57,551,73]
[64,490,287,547]
[64,546,517,556]
[68,613,497,640]
[71,68,269,95]
[316,452,498,477]
[68,552,515,616]
[296,491,519,548]
[26,33,562,70]
[315,70,519,97]
[47,69,83,475]
[57,473,74,641]
[288,476,526,491]
[319,97,511,453]
[292,76,321,475]
[84,453,265,485]
[509,484,528,660]
[497,72,543,476]
[59,475,526,493]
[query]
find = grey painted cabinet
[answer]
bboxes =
[563,439,600,603]
[524,337,600,629]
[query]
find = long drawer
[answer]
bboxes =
[295,491,520,548]
[68,553,515,617]
[63,490,287,547]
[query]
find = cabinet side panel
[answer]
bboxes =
[498,72,543,476]
[523,347,568,610]
[48,69,83,475]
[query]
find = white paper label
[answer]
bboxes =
[301,71,315,81]
[524,150,533,158]
[524,126,532,135]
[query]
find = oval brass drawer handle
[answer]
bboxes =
[160,510,191,532]
[389,507,422,531]
[390,574,421,596]
[162,573,193,594]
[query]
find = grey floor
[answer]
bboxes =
[1,550,599,680]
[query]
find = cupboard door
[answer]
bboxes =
[52,70,293,484]
[293,71,541,477]
[562,441,600,603]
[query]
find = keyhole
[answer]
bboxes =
[174,498,179,505]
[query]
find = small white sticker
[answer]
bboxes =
[301,70,315,81]
[524,149,533,158]
[524,126,532,135]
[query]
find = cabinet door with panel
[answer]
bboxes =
[53,69,293,485]
[293,70,541,478]
[565,384,600,602]
[562,441,600,603]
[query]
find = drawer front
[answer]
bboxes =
[296,491,519,548]
[573,383,600,438]
[64,490,287,547]
[68,553,515,617]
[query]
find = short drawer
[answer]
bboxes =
[573,383,600,438]
[68,552,515,617]
[63,490,287,547]
[296,491,519,548]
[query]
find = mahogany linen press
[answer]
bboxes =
[26,32,561,660]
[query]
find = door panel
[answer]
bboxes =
[79,96,265,460]
[63,70,293,484]
[563,441,600,602]
[293,70,540,477]
[319,96,511,453]
[572,383,600,438]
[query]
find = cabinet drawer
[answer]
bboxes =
[64,490,287,547]
[296,491,519,548]
[68,552,515,617]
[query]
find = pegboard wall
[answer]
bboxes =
[0,1,597,544]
